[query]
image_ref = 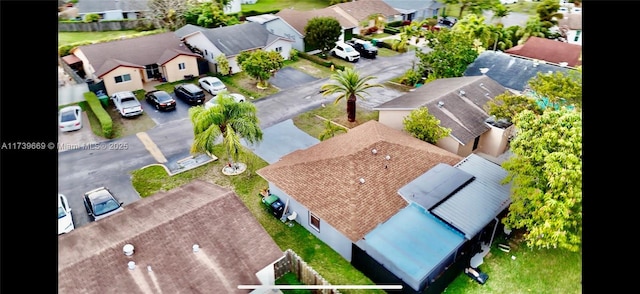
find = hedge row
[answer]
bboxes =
[84,91,113,138]
[297,52,345,71]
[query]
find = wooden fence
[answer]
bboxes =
[274,249,342,294]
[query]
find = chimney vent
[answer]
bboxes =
[123,244,134,256]
[459,90,466,96]
[193,244,200,252]
[438,101,444,108]
[128,261,136,270]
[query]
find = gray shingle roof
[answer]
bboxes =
[190,22,292,56]
[374,76,509,144]
[381,0,445,10]
[464,50,572,92]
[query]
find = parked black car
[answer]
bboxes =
[438,16,458,27]
[145,90,176,111]
[174,83,205,105]
[346,39,378,59]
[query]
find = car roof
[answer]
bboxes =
[85,187,115,201]
[202,76,221,82]
[181,84,202,92]
[60,105,81,112]
[150,90,173,100]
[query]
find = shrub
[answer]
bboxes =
[84,13,100,23]
[289,48,299,61]
[298,52,345,71]
[387,20,403,27]
[84,92,113,138]
[383,27,400,34]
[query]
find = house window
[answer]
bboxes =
[114,74,131,84]
[309,212,320,232]
[178,63,186,70]
[275,47,282,52]
[204,49,208,56]
[574,30,581,42]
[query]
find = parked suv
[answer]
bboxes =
[346,39,378,59]
[174,83,205,105]
[330,41,360,62]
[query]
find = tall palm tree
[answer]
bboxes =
[320,67,384,122]
[188,91,263,170]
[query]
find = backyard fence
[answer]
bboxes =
[274,249,342,294]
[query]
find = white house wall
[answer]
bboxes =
[264,39,293,60]
[262,19,305,52]
[378,110,410,130]
[268,185,354,261]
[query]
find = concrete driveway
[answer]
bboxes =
[268,67,319,90]
[58,111,105,152]
[242,119,320,164]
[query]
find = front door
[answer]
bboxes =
[145,64,161,80]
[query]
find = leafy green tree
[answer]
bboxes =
[442,0,498,18]
[501,107,582,252]
[184,1,237,28]
[318,120,347,141]
[484,92,541,122]
[84,13,100,22]
[320,67,384,122]
[527,67,582,110]
[491,3,511,25]
[417,30,478,79]
[403,107,451,144]
[453,14,494,49]
[215,53,231,76]
[304,17,342,56]
[515,15,547,45]
[189,91,263,170]
[536,0,563,29]
[236,50,284,88]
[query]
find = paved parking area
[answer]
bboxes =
[268,67,319,90]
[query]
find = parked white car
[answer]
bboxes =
[59,105,83,132]
[198,76,227,95]
[58,193,75,235]
[205,93,246,109]
[330,41,360,62]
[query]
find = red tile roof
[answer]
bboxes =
[256,121,462,242]
[58,180,283,294]
[505,36,582,67]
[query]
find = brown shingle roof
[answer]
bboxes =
[58,180,283,294]
[505,36,582,67]
[74,32,200,78]
[256,121,462,242]
[276,8,358,36]
[333,0,399,21]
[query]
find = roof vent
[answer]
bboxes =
[438,101,444,108]
[123,244,134,256]
[385,155,391,160]
[359,178,365,184]
[371,148,377,155]
[480,68,489,74]
[193,244,200,252]
[559,62,568,67]
[459,90,466,96]
[128,261,136,270]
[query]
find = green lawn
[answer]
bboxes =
[58,29,164,46]
[241,0,331,13]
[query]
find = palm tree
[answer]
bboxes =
[320,67,384,122]
[188,91,263,171]
[318,120,347,141]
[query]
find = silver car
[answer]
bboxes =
[83,187,124,221]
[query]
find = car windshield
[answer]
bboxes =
[58,206,67,219]
[60,111,76,122]
[212,81,224,87]
[155,92,173,102]
[345,47,354,52]
[362,43,374,49]
[93,198,120,215]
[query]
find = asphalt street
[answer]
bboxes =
[58,50,421,229]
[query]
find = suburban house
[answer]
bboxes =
[374,75,515,159]
[74,0,150,21]
[557,13,582,45]
[505,36,582,68]
[464,50,573,93]
[58,180,286,293]
[246,14,306,52]
[275,0,401,50]
[256,120,512,293]
[68,32,201,95]
[380,0,445,21]
[174,22,294,75]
